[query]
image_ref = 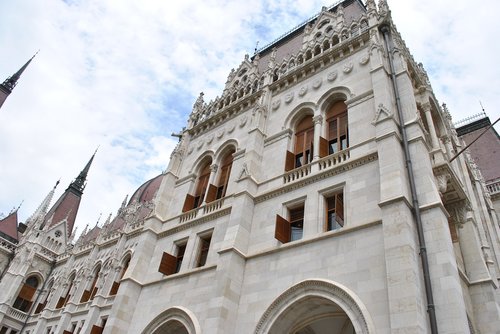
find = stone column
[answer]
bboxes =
[312,114,323,161]
[422,102,440,150]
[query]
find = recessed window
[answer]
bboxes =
[275,203,305,243]
[158,240,188,276]
[175,243,187,273]
[285,115,314,171]
[197,234,212,267]
[325,193,344,231]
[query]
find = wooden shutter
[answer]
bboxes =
[56,296,65,309]
[275,214,291,243]
[109,281,120,296]
[90,287,98,300]
[63,330,73,334]
[205,184,218,203]
[34,302,46,314]
[319,137,328,158]
[182,194,195,212]
[158,252,177,276]
[336,194,344,224]
[80,290,91,303]
[18,284,36,300]
[90,325,103,334]
[285,151,295,171]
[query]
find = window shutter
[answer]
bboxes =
[285,151,295,171]
[90,287,98,300]
[182,194,195,213]
[34,302,46,314]
[158,252,177,276]
[56,296,65,309]
[18,284,36,300]
[319,137,328,158]
[275,214,291,243]
[109,281,120,296]
[205,184,218,203]
[63,330,73,334]
[90,325,103,334]
[80,290,91,303]
[336,194,344,224]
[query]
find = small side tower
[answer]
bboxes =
[0,53,37,110]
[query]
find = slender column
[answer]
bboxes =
[312,115,323,161]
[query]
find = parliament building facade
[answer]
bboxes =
[1,1,500,333]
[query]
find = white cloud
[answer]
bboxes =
[1,0,499,235]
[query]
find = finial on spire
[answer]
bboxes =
[69,150,97,194]
[1,51,39,93]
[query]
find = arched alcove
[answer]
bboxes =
[141,306,200,334]
[255,279,375,334]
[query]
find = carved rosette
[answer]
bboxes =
[327,71,338,82]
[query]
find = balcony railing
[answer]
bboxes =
[8,307,28,322]
[180,197,226,223]
[284,148,351,184]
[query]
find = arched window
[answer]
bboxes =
[285,115,314,171]
[325,101,348,155]
[182,159,212,212]
[34,279,54,314]
[80,265,101,303]
[56,273,75,308]
[215,149,234,200]
[13,275,39,312]
[109,255,131,296]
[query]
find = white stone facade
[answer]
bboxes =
[1,1,500,333]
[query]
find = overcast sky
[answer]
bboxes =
[1,0,499,238]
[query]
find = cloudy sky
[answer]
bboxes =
[1,0,499,238]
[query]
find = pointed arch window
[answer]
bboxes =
[34,279,54,314]
[182,160,212,212]
[13,276,39,312]
[324,101,348,155]
[215,150,234,200]
[109,256,130,296]
[56,273,75,308]
[80,265,101,303]
[286,115,314,171]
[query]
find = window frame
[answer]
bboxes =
[196,232,212,268]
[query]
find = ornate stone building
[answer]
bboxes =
[1,0,500,333]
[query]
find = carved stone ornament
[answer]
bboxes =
[359,54,370,65]
[327,71,338,82]
[216,129,225,139]
[435,174,450,195]
[238,163,250,180]
[187,146,194,155]
[284,93,294,104]
[197,140,204,150]
[272,100,281,110]
[206,134,214,144]
[239,115,248,128]
[312,79,322,89]
[371,103,393,125]
[343,62,353,74]
[298,86,308,97]
[227,124,236,133]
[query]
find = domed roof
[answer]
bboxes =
[128,174,165,205]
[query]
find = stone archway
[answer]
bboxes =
[254,279,375,334]
[141,306,201,334]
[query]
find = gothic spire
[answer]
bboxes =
[26,180,59,225]
[1,52,38,93]
[69,149,97,194]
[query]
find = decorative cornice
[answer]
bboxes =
[255,152,378,204]
[158,208,232,239]
[263,128,293,147]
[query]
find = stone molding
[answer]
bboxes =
[141,306,201,334]
[254,279,375,334]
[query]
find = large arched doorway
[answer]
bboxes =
[141,306,200,334]
[271,295,354,334]
[255,279,374,334]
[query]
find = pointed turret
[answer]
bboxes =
[26,180,59,226]
[0,52,37,110]
[42,151,96,237]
